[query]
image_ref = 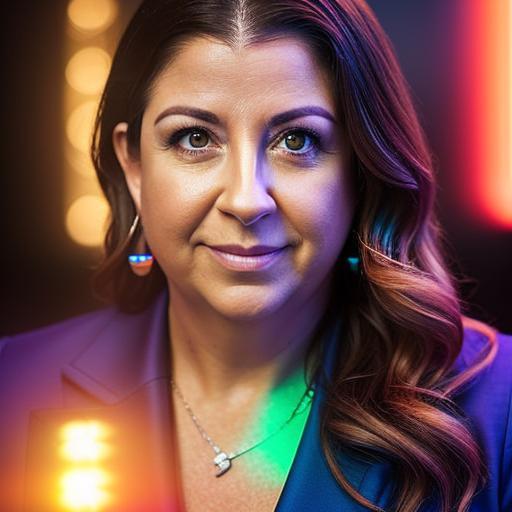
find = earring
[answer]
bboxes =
[342,229,362,276]
[127,213,154,277]
[346,256,360,274]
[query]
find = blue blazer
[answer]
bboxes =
[1,289,511,511]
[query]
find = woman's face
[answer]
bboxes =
[114,35,356,320]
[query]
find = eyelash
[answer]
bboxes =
[163,123,325,160]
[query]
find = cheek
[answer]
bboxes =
[286,173,355,252]
[139,158,212,245]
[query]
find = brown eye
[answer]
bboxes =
[188,130,209,148]
[274,128,322,158]
[284,132,306,151]
[164,126,214,156]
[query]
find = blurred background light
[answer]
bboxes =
[66,145,97,179]
[456,0,512,228]
[65,194,109,247]
[59,468,112,510]
[64,0,120,253]
[65,47,111,96]
[66,100,98,153]
[67,0,118,33]
[59,420,113,462]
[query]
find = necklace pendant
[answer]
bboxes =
[213,451,231,477]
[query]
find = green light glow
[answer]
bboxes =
[234,365,314,488]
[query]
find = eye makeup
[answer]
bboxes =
[159,121,334,163]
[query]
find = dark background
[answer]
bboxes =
[2,1,511,336]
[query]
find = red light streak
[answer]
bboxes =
[456,0,512,228]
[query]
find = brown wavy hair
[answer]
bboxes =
[90,1,498,510]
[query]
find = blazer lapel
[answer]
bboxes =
[60,288,171,406]
[24,289,183,512]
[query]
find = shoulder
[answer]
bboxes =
[0,291,168,398]
[457,317,512,397]
[452,317,512,509]
[0,305,120,371]
[453,316,512,412]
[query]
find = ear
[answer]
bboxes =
[112,122,142,212]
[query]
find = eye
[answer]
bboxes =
[276,130,313,151]
[165,126,213,156]
[272,128,322,158]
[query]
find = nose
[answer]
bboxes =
[216,144,277,226]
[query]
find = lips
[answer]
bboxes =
[203,244,290,272]
[206,244,288,256]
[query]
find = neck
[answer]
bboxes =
[167,281,334,409]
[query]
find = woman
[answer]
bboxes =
[1,0,510,511]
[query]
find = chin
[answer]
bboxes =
[205,285,294,321]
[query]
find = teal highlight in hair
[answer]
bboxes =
[373,214,397,257]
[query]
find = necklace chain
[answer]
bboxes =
[170,377,314,476]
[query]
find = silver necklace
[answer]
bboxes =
[170,377,314,477]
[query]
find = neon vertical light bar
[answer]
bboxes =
[457,0,512,228]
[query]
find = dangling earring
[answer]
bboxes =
[127,213,154,277]
[342,229,362,276]
[346,256,360,274]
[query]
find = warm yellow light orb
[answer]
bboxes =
[59,420,112,462]
[66,47,111,95]
[66,146,97,179]
[66,100,98,154]
[65,194,109,247]
[59,468,112,510]
[67,0,118,33]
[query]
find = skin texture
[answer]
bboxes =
[113,34,357,510]
[112,34,356,425]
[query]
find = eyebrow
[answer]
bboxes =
[153,105,337,128]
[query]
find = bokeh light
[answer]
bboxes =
[59,421,113,462]
[67,0,118,33]
[65,47,111,96]
[65,194,109,247]
[59,468,112,510]
[66,145,97,179]
[66,100,98,154]
[57,420,114,511]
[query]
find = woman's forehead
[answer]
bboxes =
[145,35,336,118]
